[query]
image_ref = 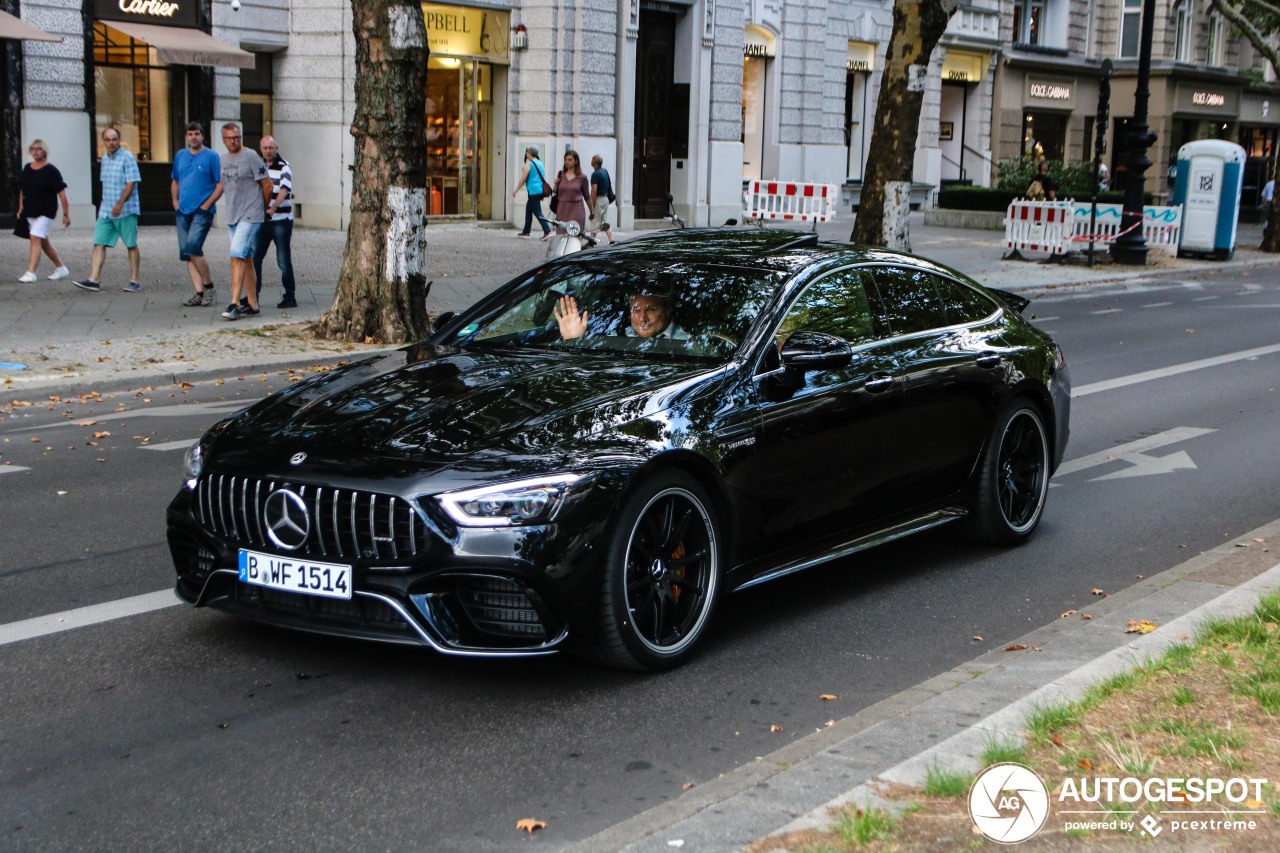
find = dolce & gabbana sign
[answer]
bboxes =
[95,0,198,28]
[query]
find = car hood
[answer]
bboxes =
[213,345,724,473]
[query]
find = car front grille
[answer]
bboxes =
[234,582,410,630]
[454,576,549,641]
[192,474,431,561]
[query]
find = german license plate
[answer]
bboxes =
[238,549,352,600]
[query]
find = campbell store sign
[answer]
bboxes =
[94,0,199,29]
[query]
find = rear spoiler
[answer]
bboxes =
[990,288,1030,315]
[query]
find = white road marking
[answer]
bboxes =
[1092,449,1198,481]
[9,399,249,433]
[1141,301,1174,308]
[0,465,31,475]
[0,590,180,647]
[1193,295,1218,302]
[1053,427,1215,479]
[1031,316,1060,323]
[139,439,200,452]
[1090,308,1124,315]
[1073,342,1280,397]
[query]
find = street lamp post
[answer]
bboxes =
[1111,0,1158,265]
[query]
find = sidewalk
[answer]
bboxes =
[1,212,1272,395]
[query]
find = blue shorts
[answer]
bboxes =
[228,222,261,259]
[175,209,214,261]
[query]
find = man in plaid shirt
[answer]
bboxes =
[74,127,142,293]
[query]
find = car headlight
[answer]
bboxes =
[183,443,204,489]
[437,474,583,527]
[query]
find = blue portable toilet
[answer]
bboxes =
[1172,140,1246,260]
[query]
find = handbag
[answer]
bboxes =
[548,194,559,214]
[13,217,29,239]
[533,162,552,199]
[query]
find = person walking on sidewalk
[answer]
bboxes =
[252,135,297,309]
[552,150,590,236]
[74,128,142,293]
[16,139,70,283]
[512,147,552,239]
[217,122,271,321]
[587,154,615,244]
[172,122,222,307]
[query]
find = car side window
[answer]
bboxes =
[866,266,949,336]
[776,269,879,347]
[931,274,1000,325]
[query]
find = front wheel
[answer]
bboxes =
[962,400,1050,546]
[590,471,722,671]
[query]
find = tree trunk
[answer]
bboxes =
[315,1,431,343]
[850,0,958,249]
[1265,196,1280,252]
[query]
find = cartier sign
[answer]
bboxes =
[95,0,197,28]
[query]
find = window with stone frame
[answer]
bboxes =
[1173,0,1194,63]
[1206,12,1226,67]
[1120,0,1142,59]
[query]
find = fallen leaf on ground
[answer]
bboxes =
[682,782,694,790]
[819,694,839,701]
[1081,613,1093,620]
[973,635,984,641]
[516,818,547,833]
[92,431,110,439]
[1061,610,1076,618]
[770,724,784,733]
[1004,643,1029,651]
[1124,619,1158,635]
[1078,757,1092,770]
[1091,588,1105,596]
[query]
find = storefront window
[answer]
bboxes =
[426,56,490,216]
[92,23,183,162]
[1023,112,1066,162]
[742,56,767,181]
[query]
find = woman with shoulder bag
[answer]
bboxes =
[512,147,552,240]
[17,139,71,282]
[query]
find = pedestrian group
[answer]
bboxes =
[13,122,296,320]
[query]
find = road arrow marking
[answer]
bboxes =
[1054,427,1215,479]
[1091,449,1197,481]
[0,465,30,475]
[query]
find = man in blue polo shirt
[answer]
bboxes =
[171,122,223,307]
[73,127,142,293]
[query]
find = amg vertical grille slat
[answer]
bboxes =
[192,476,430,560]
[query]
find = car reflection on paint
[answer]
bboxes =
[167,228,1070,671]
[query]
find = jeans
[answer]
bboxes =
[175,208,214,261]
[253,218,296,297]
[521,195,551,236]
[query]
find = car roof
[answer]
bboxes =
[576,228,959,280]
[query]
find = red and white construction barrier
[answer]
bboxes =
[1004,200,1072,257]
[746,180,838,226]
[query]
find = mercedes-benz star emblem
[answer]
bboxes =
[264,489,310,551]
[290,452,307,465]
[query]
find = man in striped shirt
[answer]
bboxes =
[253,136,297,309]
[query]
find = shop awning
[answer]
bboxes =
[105,20,253,68]
[0,10,62,42]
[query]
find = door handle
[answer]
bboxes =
[976,354,1002,369]
[864,375,894,393]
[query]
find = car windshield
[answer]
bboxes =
[449,262,783,362]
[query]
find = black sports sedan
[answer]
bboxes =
[168,229,1070,670]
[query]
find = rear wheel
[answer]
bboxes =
[591,471,721,671]
[963,400,1050,545]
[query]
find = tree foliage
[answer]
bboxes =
[1208,0,1280,250]
[850,0,959,250]
[315,0,432,343]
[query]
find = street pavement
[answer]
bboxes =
[3,211,1279,851]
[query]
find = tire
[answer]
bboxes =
[590,470,722,671]
[962,400,1050,546]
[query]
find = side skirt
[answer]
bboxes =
[730,508,968,593]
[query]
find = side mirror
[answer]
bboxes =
[779,331,853,372]
[432,311,458,335]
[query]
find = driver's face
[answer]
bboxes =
[629,294,670,338]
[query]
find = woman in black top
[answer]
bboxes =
[17,139,71,283]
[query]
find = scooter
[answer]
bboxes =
[544,216,607,260]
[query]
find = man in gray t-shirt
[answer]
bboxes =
[218,121,272,320]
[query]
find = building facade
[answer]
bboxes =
[4,0,1278,231]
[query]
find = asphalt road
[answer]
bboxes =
[3,261,1280,851]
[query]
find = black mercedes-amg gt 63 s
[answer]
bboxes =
[168,228,1070,670]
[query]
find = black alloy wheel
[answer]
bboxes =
[963,400,1050,546]
[591,470,721,671]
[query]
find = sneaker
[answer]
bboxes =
[180,292,205,307]
[517,233,531,239]
[48,266,70,281]
[199,286,216,307]
[277,297,298,309]
[239,305,260,317]
[221,304,242,320]
[18,272,37,283]
[239,297,249,309]
[540,232,553,241]
[123,281,141,293]
[73,278,101,292]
